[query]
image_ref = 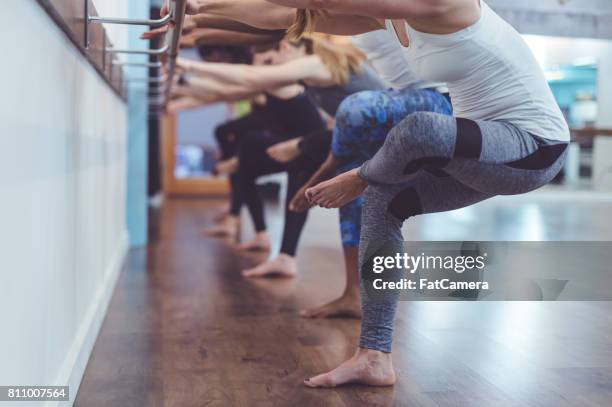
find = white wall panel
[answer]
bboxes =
[0,2,129,405]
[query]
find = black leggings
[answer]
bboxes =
[237,130,331,256]
[214,114,269,216]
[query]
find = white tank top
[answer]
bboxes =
[385,1,569,142]
[351,30,428,90]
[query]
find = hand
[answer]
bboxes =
[140,25,168,40]
[139,16,195,40]
[289,185,312,212]
[161,0,201,17]
[175,57,193,73]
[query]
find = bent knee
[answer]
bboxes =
[385,111,451,152]
[336,91,388,133]
[363,185,423,222]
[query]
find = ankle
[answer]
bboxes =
[225,215,240,224]
[356,347,392,362]
[254,231,269,240]
[342,287,361,300]
[350,168,368,185]
[277,253,296,263]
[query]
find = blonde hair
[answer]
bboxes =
[286,9,325,40]
[288,34,366,85]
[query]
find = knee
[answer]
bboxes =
[363,185,422,222]
[387,187,423,221]
[335,91,381,136]
[214,124,229,143]
[237,133,257,154]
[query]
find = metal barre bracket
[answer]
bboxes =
[113,61,163,69]
[125,75,168,84]
[106,44,169,56]
[88,13,171,28]
[84,0,171,49]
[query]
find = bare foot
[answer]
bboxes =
[235,232,271,252]
[204,216,239,238]
[300,292,361,319]
[242,254,298,278]
[266,138,302,163]
[289,184,313,213]
[216,157,239,176]
[304,348,395,388]
[306,169,367,209]
[213,208,230,223]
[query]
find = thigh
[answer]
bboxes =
[332,88,452,168]
[360,113,567,196]
[446,120,568,195]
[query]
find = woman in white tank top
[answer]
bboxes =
[262,0,571,388]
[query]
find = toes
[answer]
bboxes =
[304,373,335,388]
[242,267,265,278]
[300,308,321,318]
[305,188,316,201]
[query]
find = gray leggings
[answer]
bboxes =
[357,112,568,353]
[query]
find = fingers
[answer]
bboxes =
[160,5,168,17]
[139,26,168,40]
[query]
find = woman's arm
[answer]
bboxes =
[180,55,335,91]
[182,28,284,47]
[191,14,288,34]
[177,76,271,104]
[163,0,381,34]
[166,96,208,114]
[264,0,454,19]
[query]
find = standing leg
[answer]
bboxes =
[235,132,286,252]
[207,114,267,236]
[304,114,567,388]
[243,149,328,278]
[242,167,309,278]
[305,174,493,388]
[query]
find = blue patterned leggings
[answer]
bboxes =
[331,88,453,247]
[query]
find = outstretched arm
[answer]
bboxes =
[179,55,335,91]
[182,28,284,47]
[264,0,454,19]
[166,96,207,114]
[176,75,272,104]
[162,0,382,34]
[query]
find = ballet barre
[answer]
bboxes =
[113,62,163,69]
[88,14,172,28]
[90,0,188,109]
[106,44,169,56]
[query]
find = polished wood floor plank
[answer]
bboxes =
[76,197,612,406]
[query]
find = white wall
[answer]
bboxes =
[0,2,128,405]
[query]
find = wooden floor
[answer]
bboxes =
[75,196,612,407]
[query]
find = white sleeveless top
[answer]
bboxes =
[351,30,435,90]
[385,1,569,142]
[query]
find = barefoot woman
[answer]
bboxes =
[270,0,569,387]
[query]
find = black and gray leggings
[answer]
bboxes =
[357,112,568,353]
